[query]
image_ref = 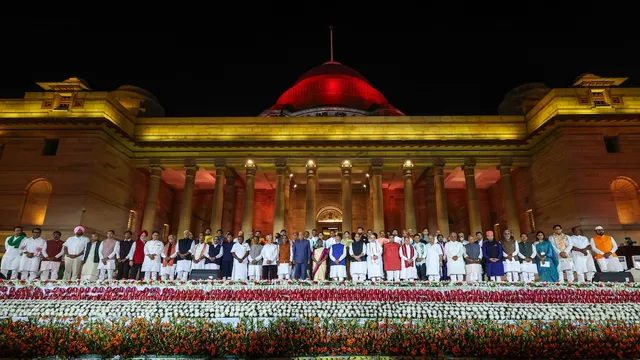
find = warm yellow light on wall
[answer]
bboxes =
[307,159,315,166]
[246,159,254,165]
[404,160,414,167]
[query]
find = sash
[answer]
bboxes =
[163,242,175,267]
[196,243,207,260]
[553,234,569,252]
[7,234,25,249]
[401,244,415,268]
[312,248,329,278]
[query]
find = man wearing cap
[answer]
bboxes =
[590,226,623,272]
[62,226,89,280]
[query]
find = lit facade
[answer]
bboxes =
[1,66,639,252]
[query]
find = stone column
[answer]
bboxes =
[371,159,385,232]
[305,160,318,231]
[209,161,226,231]
[221,172,237,233]
[241,160,257,233]
[426,168,438,233]
[402,161,416,232]
[177,165,198,233]
[284,171,292,232]
[141,165,163,232]
[273,160,287,236]
[433,159,449,235]
[463,158,483,235]
[341,160,353,232]
[498,158,521,234]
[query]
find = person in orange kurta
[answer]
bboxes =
[590,226,623,272]
[383,241,401,281]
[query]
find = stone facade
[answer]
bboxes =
[1,74,640,253]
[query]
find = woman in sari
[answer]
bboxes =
[535,231,559,282]
[312,239,329,280]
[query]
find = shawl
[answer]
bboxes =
[401,244,415,268]
[163,242,175,267]
[7,234,25,249]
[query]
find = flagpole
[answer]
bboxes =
[329,25,334,62]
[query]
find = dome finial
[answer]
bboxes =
[329,25,334,63]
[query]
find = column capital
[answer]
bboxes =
[275,157,287,168]
[184,165,198,177]
[463,158,476,177]
[149,165,164,177]
[463,157,477,168]
[371,158,383,168]
[341,160,352,176]
[402,160,414,177]
[214,158,227,168]
[245,162,257,177]
[306,160,317,176]
[433,158,446,168]
[498,158,513,175]
[215,164,227,173]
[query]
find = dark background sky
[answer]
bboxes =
[2,8,639,117]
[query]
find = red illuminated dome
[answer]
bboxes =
[260,62,404,117]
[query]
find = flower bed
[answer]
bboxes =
[1,317,639,358]
[2,280,640,304]
[3,300,639,321]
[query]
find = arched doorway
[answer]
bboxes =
[316,206,343,236]
[20,179,53,226]
[611,177,640,224]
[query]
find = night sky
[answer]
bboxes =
[3,19,640,117]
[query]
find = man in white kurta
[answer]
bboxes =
[550,225,575,282]
[63,226,89,280]
[399,237,418,280]
[590,226,623,272]
[18,228,46,280]
[40,231,64,280]
[191,234,208,271]
[349,237,368,282]
[444,236,465,282]
[501,230,521,283]
[570,226,597,282]
[425,235,443,281]
[1,226,26,279]
[142,231,164,280]
[366,234,384,281]
[161,235,178,280]
[231,235,250,280]
[97,230,120,281]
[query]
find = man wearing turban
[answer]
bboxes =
[62,226,89,280]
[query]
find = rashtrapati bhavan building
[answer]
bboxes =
[1,62,639,250]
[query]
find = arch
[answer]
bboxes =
[316,205,343,223]
[20,178,53,226]
[610,177,640,225]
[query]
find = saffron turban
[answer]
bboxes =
[74,226,85,233]
[485,230,494,237]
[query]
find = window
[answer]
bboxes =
[127,210,137,232]
[526,209,536,232]
[592,91,609,107]
[604,136,620,153]
[55,95,73,110]
[42,139,59,156]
